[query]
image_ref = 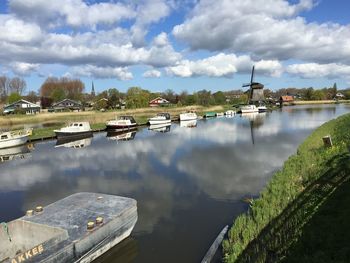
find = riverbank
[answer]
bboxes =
[223,113,350,262]
[292,99,350,105]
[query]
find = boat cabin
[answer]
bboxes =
[119,116,136,123]
[157,113,170,119]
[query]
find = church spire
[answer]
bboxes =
[91,81,95,96]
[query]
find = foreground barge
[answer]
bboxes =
[0,192,137,263]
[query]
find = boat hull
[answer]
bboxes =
[55,131,93,139]
[0,135,28,149]
[106,124,137,130]
[148,119,171,125]
[179,114,197,121]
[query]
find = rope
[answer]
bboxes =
[1,222,12,242]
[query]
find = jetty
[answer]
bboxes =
[0,192,137,263]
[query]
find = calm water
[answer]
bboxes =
[1,105,349,263]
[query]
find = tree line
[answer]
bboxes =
[1,75,349,109]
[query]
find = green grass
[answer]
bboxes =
[223,113,350,262]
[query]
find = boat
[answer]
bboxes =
[216,112,224,117]
[225,110,235,116]
[203,112,216,118]
[179,112,197,121]
[257,105,267,112]
[0,129,32,149]
[0,144,31,163]
[106,116,137,130]
[107,130,137,141]
[55,135,93,149]
[149,123,171,133]
[180,120,197,128]
[54,122,92,139]
[239,105,259,114]
[148,113,171,125]
[0,192,137,263]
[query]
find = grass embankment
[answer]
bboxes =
[292,100,350,105]
[223,113,350,262]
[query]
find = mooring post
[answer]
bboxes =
[322,135,333,147]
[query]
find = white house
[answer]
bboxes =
[3,99,41,114]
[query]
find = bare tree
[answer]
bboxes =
[0,76,9,101]
[8,77,26,95]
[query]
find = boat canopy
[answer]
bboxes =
[157,113,170,119]
[119,116,136,123]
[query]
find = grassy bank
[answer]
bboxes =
[292,99,350,105]
[0,105,228,127]
[223,113,350,262]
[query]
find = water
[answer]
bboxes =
[0,104,349,263]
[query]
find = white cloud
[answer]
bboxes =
[287,63,350,79]
[173,0,350,64]
[166,53,282,77]
[9,0,136,28]
[9,62,39,76]
[72,65,133,80]
[143,69,162,78]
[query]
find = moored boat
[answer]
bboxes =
[179,112,197,121]
[225,110,235,116]
[148,113,171,125]
[203,112,216,118]
[106,116,137,130]
[0,129,32,149]
[216,112,224,117]
[0,192,137,263]
[54,122,92,139]
[239,105,259,114]
[257,105,267,112]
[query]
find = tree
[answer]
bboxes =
[51,87,65,102]
[26,91,38,103]
[8,77,26,95]
[8,92,22,104]
[126,87,150,108]
[0,76,8,102]
[107,88,120,108]
[197,89,213,106]
[40,77,84,101]
[213,91,226,105]
[162,89,176,104]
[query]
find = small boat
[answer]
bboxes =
[0,129,32,149]
[180,120,197,128]
[54,122,92,139]
[239,105,259,114]
[106,116,137,130]
[0,192,137,263]
[257,105,267,112]
[149,123,171,133]
[203,112,216,118]
[148,113,171,125]
[179,112,197,121]
[216,112,224,117]
[225,110,235,116]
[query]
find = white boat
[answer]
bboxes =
[216,112,224,117]
[149,123,171,133]
[257,105,267,112]
[0,129,32,149]
[54,122,92,139]
[106,116,137,130]
[239,105,259,114]
[180,120,197,128]
[179,112,197,121]
[148,113,171,125]
[225,110,235,116]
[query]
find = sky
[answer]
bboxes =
[0,0,350,94]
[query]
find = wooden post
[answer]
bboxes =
[322,135,333,147]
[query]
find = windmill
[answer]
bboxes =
[242,66,265,104]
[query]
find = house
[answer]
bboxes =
[335,93,345,99]
[279,95,294,104]
[149,97,170,107]
[3,99,41,114]
[51,99,83,112]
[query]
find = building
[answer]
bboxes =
[3,99,41,114]
[279,95,294,104]
[335,93,345,99]
[149,97,170,107]
[51,99,83,112]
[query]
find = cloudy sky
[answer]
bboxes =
[0,0,350,93]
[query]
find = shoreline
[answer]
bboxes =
[223,112,350,262]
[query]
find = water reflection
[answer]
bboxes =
[149,123,171,133]
[0,105,349,263]
[55,135,93,149]
[180,120,197,128]
[107,130,137,141]
[0,144,33,163]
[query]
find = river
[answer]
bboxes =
[0,104,349,263]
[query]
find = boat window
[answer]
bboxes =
[74,123,79,126]
[79,124,83,126]
[1,135,8,140]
